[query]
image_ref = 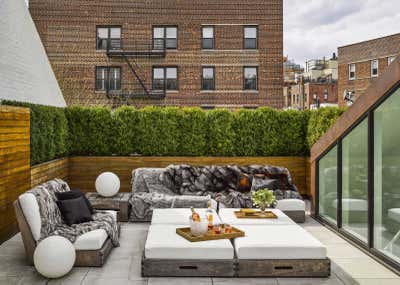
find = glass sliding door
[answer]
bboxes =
[342,119,369,242]
[318,145,338,224]
[374,87,400,263]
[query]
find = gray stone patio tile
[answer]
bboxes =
[303,229,347,245]
[86,257,132,279]
[47,268,89,285]
[82,276,148,285]
[148,277,212,285]
[213,277,278,284]
[277,275,344,285]
[353,278,400,285]
[0,276,21,285]
[0,255,35,277]
[327,244,367,259]
[129,256,147,281]
[332,258,399,279]
[18,270,48,284]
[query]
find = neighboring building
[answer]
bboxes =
[338,33,400,107]
[283,57,303,84]
[289,81,337,110]
[0,0,65,107]
[28,0,283,109]
[304,54,338,83]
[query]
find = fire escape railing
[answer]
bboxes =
[105,38,166,101]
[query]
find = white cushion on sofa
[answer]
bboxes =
[19,193,41,241]
[276,199,305,211]
[74,229,108,250]
[145,224,234,260]
[151,208,222,225]
[234,225,326,259]
[218,208,295,226]
[332,199,368,211]
[388,208,400,222]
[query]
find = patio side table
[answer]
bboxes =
[86,192,131,222]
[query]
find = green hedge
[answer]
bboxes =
[1,100,344,163]
[1,100,68,165]
[306,107,345,150]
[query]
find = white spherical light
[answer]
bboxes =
[34,236,75,278]
[95,172,120,197]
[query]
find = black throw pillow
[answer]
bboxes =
[57,196,93,226]
[55,189,94,214]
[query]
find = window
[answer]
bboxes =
[96,26,121,50]
[202,26,214,49]
[342,119,369,242]
[244,26,257,49]
[153,67,178,91]
[374,88,400,263]
[349,63,356,80]
[95,67,121,91]
[388,56,396,65]
[318,145,338,224]
[323,90,328,101]
[202,67,215,90]
[153,26,177,50]
[243,67,258,90]
[371,59,379,77]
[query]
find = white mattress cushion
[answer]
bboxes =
[151,208,222,225]
[145,224,234,260]
[388,208,400,222]
[74,229,108,250]
[234,225,327,259]
[276,199,305,211]
[333,199,368,211]
[218,208,295,226]
[19,193,41,241]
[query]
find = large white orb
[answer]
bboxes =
[34,236,75,278]
[95,172,120,197]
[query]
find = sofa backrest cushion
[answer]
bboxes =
[19,193,41,241]
[131,168,175,195]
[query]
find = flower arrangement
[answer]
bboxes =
[251,189,276,212]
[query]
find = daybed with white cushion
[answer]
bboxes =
[14,179,119,267]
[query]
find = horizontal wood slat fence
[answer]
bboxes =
[0,106,30,244]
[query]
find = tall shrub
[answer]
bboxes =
[206,109,235,156]
[112,106,140,155]
[177,108,207,156]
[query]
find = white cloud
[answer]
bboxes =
[284,0,400,66]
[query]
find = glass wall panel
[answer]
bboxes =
[319,145,338,224]
[374,88,400,263]
[342,119,368,242]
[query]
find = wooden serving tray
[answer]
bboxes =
[176,226,245,242]
[234,210,278,219]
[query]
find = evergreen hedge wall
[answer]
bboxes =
[1,101,343,164]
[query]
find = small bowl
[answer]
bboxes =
[189,217,208,237]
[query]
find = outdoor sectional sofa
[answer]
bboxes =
[129,165,306,223]
[14,179,119,267]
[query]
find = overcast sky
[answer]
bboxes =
[284,0,400,66]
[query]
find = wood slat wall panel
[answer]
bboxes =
[68,156,309,195]
[0,106,30,244]
[30,158,69,188]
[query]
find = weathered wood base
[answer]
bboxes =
[142,257,330,277]
[75,238,114,267]
[142,256,236,277]
[238,259,330,277]
[283,210,306,223]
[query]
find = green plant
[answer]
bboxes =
[251,189,276,210]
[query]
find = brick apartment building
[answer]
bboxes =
[28,0,283,109]
[338,33,400,107]
[286,82,337,110]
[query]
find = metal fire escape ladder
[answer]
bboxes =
[122,55,150,96]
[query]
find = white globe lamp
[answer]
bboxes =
[95,172,120,197]
[33,236,75,278]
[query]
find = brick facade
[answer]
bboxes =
[338,33,400,107]
[29,0,283,108]
[287,82,337,110]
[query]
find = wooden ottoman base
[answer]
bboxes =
[75,238,114,267]
[142,257,236,277]
[142,257,331,277]
[238,259,331,277]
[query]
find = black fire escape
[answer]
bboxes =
[105,38,166,101]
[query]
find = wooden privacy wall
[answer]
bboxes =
[68,156,309,195]
[31,157,69,188]
[0,106,30,243]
